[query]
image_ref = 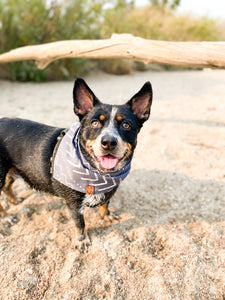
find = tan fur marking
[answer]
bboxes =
[85,139,95,156]
[99,114,105,121]
[2,168,18,205]
[0,202,6,214]
[98,203,109,219]
[123,143,132,160]
[116,115,123,121]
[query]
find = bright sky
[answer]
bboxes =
[136,0,225,19]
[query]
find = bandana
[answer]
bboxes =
[52,122,131,195]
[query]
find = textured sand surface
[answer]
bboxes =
[0,70,225,299]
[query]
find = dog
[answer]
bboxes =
[0,78,153,250]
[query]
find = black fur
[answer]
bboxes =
[0,78,152,249]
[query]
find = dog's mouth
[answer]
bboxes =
[96,154,120,170]
[86,142,131,172]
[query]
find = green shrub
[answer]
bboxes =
[0,0,104,81]
[99,59,133,75]
[101,5,224,42]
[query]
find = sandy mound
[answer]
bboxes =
[0,70,225,299]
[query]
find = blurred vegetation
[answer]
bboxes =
[149,0,180,9]
[0,0,225,81]
[102,1,225,40]
[0,0,103,80]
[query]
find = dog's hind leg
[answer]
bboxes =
[0,162,9,214]
[0,187,6,214]
[2,168,18,205]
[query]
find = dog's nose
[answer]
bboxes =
[101,136,117,151]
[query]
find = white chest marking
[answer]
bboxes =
[80,193,106,213]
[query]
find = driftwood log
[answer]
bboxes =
[0,34,225,69]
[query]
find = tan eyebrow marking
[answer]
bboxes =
[116,115,123,121]
[99,114,105,121]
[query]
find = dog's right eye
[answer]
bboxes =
[91,120,101,128]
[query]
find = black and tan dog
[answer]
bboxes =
[0,78,152,249]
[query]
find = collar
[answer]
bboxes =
[52,122,131,195]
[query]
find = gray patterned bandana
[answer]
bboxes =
[53,122,131,195]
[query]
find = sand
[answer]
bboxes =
[0,69,225,299]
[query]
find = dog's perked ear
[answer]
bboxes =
[126,81,153,123]
[73,78,101,120]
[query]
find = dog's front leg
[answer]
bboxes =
[70,209,91,251]
[66,200,91,251]
[98,202,120,224]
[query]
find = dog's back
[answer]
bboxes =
[0,117,62,192]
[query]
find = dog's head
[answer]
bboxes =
[73,78,153,173]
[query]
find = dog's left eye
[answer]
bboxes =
[91,120,101,128]
[121,122,131,130]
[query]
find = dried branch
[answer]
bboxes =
[0,34,225,70]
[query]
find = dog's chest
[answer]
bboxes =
[80,193,105,213]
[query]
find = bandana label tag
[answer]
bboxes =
[86,185,95,195]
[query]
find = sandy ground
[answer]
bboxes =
[0,69,225,299]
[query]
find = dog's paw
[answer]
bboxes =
[74,234,91,252]
[101,211,121,226]
[0,202,7,216]
[0,209,6,217]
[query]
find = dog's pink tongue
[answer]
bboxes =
[98,155,119,169]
